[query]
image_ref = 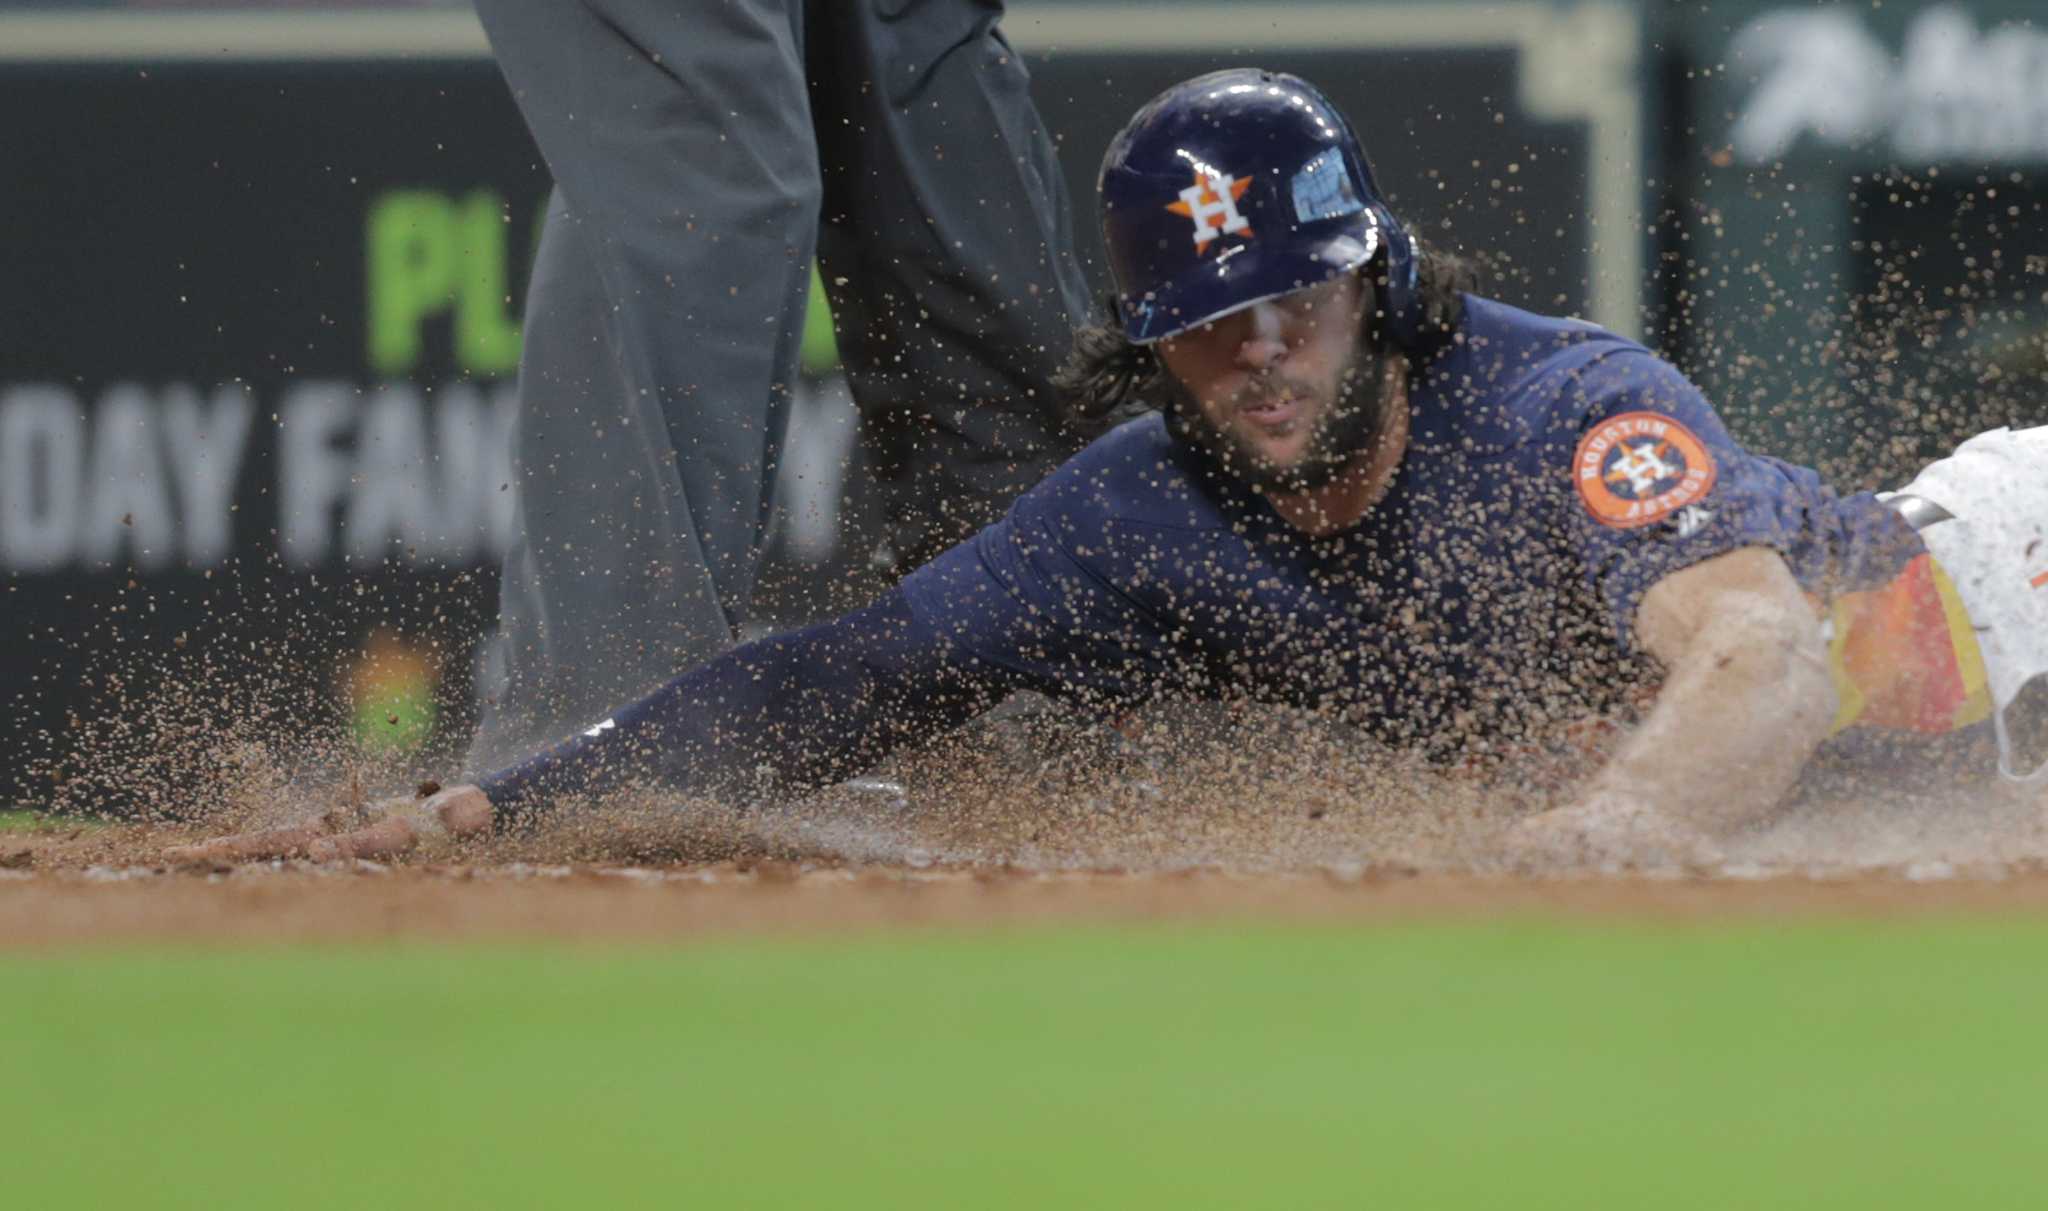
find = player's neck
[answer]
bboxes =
[1267,369,1411,537]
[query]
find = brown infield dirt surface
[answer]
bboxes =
[11,785,2048,945]
[12,708,2048,944]
[19,860,2048,947]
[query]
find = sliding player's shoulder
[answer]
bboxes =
[1016,414,1230,537]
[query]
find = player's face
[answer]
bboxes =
[1155,272,1385,492]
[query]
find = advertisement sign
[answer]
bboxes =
[1669,1,2048,481]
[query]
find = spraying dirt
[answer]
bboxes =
[8,694,2048,948]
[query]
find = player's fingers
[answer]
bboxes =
[305,816,419,863]
[428,785,495,838]
[164,825,329,866]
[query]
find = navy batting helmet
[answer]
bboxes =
[1099,69,1420,347]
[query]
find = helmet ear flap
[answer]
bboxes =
[1372,211,1423,348]
[1364,244,1423,352]
[1353,258,1394,353]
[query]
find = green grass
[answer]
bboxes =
[4,921,2046,1208]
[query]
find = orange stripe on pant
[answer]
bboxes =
[1825,553,1992,736]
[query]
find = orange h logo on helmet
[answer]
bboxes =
[1166,168,1254,254]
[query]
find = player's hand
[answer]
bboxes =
[163,784,494,866]
[1502,792,1724,871]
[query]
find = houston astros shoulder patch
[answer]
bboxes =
[1574,411,1717,529]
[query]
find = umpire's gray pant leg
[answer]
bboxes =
[468,0,820,772]
[810,0,1092,571]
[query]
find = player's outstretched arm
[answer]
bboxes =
[163,784,492,865]
[166,589,1013,864]
[1508,546,1837,865]
[474,587,1011,829]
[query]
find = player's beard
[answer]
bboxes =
[1166,344,1396,495]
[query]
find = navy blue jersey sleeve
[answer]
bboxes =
[477,588,1016,827]
[899,499,1173,710]
[1557,349,1816,650]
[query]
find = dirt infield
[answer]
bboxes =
[12,708,2048,944]
[10,821,2048,946]
[16,862,2048,947]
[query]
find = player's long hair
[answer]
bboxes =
[1056,237,1477,432]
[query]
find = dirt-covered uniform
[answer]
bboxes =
[477,295,2035,822]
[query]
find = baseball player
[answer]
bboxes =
[176,70,2048,868]
[465,0,1091,772]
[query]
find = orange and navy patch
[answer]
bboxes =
[1573,412,1718,529]
[1165,169,1253,255]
